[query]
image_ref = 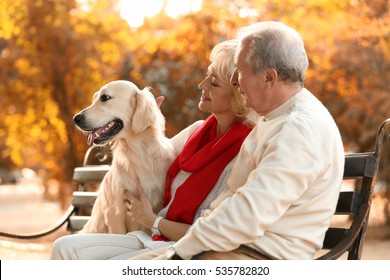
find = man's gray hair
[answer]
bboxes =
[237,21,309,86]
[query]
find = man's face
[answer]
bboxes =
[231,38,271,115]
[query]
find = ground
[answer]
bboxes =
[1,182,389,260]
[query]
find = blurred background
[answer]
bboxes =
[0,0,389,259]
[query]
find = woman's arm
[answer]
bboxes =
[124,188,190,241]
[157,218,190,242]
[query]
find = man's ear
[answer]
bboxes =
[131,90,155,134]
[265,68,278,85]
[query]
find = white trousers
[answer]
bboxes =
[130,246,273,260]
[50,233,156,260]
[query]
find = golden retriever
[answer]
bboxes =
[73,80,175,234]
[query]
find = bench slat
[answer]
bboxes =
[322,228,349,250]
[343,153,376,178]
[72,191,98,207]
[73,165,110,183]
[334,191,362,215]
[67,216,90,232]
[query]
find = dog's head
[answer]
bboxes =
[74,80,164,146]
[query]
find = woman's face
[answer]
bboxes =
[198,64,234,116]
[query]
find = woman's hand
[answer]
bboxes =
[124,186,191,241]
[124,187,157,229]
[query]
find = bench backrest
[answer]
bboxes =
[317,118,389,259]
[83,144,112,166]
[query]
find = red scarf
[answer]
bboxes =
[153,115,252,241]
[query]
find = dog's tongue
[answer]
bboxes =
[87,121,115,145]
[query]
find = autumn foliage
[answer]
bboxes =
[0,0,389,206]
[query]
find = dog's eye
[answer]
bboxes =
[100,94,111,102]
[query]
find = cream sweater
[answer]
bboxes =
[173,88,345,260]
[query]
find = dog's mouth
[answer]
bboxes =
[86,119,123,145]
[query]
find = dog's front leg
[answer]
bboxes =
[106,204,127,234]
[79,194,108,233]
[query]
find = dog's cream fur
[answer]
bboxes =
[73,80,175,234]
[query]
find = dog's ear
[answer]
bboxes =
[131,88,156,134]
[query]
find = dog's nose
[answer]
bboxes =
[73,114,84,125]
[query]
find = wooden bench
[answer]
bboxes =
[68,118,390,259]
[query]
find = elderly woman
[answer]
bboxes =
[51,39,255,260]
